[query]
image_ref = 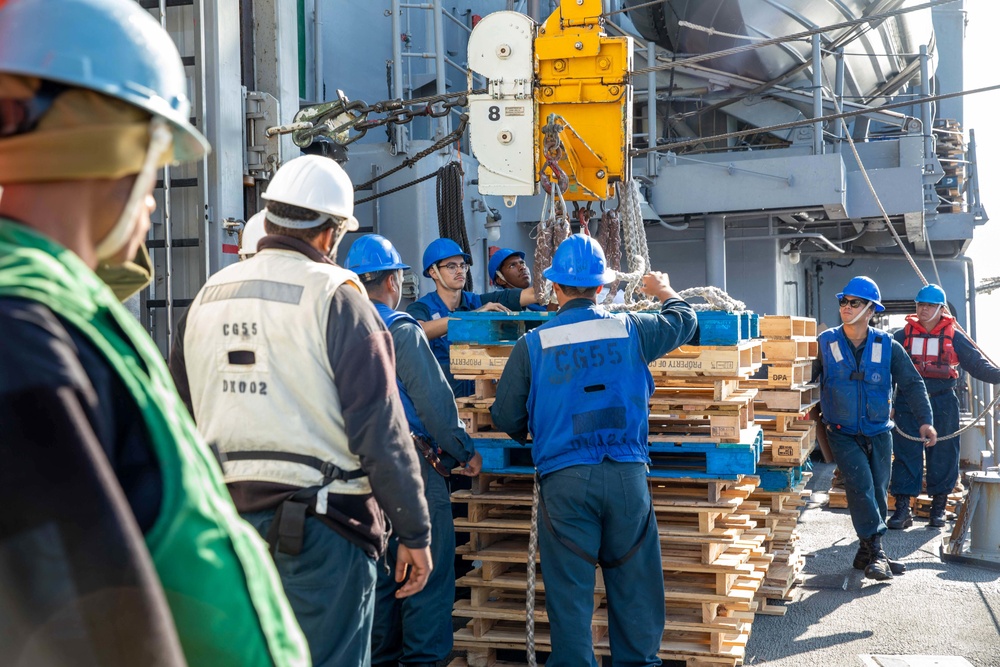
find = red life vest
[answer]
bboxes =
[902,312,959,379]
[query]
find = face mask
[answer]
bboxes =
[96,243,153,302]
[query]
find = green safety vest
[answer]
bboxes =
[0,219,309,667]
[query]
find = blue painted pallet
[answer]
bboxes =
[449,311,552,345]
[695,311,756,346]
[755,460,813,492]
[743,312,760,340]
[472,438,536,475]
[472,428,763,479]
[450,310,758,347]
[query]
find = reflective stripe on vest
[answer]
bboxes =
[902,314,959,379]
[819,326,893,436]
[0,219,309,667]
[184,248,370,495]
[525,305,653,475]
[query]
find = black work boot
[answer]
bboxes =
[887,495,913,529]
[862,535,894,581]
[853,538,906,575]
[929,493,948,528]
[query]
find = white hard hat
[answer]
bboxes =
[261,155,359,231]
[239,210,267,257]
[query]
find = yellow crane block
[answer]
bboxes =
[535,0,633,201]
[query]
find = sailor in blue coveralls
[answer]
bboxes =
[888,283,1000,529]
[816,276,937,581]
[406,238,541,397]
[490,234,698,666]
[488,247,546,312]
[346,234,483,667]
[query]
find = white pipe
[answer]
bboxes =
[705,215,726,290]
[647,42,658,177]
[392,0,403,148]
[812,33,823,156]
[433,0,447,138]
[314,0,323,100]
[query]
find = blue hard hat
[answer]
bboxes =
[346,234,410,275]
[915,283,947,306]
[837,276,885,313]
[0,0,209,163]
[422,238,471,277]
[543,234,617,287]
[488,248,525,286]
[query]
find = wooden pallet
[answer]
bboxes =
[761,337,818,362]
[653,378,745,401]
[649,340,763,378]
[828,487,849,508]
[453,625,746,667]
[648,390,756,442]
[449,311,551,345]
[467,427,763,478]
[827,489,964,514]
[752,466,812,493]
[694,311,758,346]
[454,341,764,381]
[759,315,817,339]
[452,344,514,377]
[753,384,820,412]
[743,360,815,389]
[761,423,816,466]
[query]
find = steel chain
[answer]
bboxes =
[270,89,481,148]
[352,114,469,195]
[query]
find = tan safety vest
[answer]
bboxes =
[184,247,371,496]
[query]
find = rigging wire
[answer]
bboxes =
[628,0,959,76]
[632,83,1000,157]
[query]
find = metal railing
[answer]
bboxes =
[966,378,998,467]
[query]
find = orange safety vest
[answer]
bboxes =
[902,313,959,379]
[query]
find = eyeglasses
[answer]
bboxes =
[838,298,867,309]
[439,262,468,273]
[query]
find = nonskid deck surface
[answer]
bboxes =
[741,462,1000,667]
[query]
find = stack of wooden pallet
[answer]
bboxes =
[447,310,773,667]
[743,315,819,470]
[737,315,820,613]
[449,474,769,667]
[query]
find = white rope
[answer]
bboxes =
[678,286,746,312]
[620,180,652,302]
[525,478,540,666]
